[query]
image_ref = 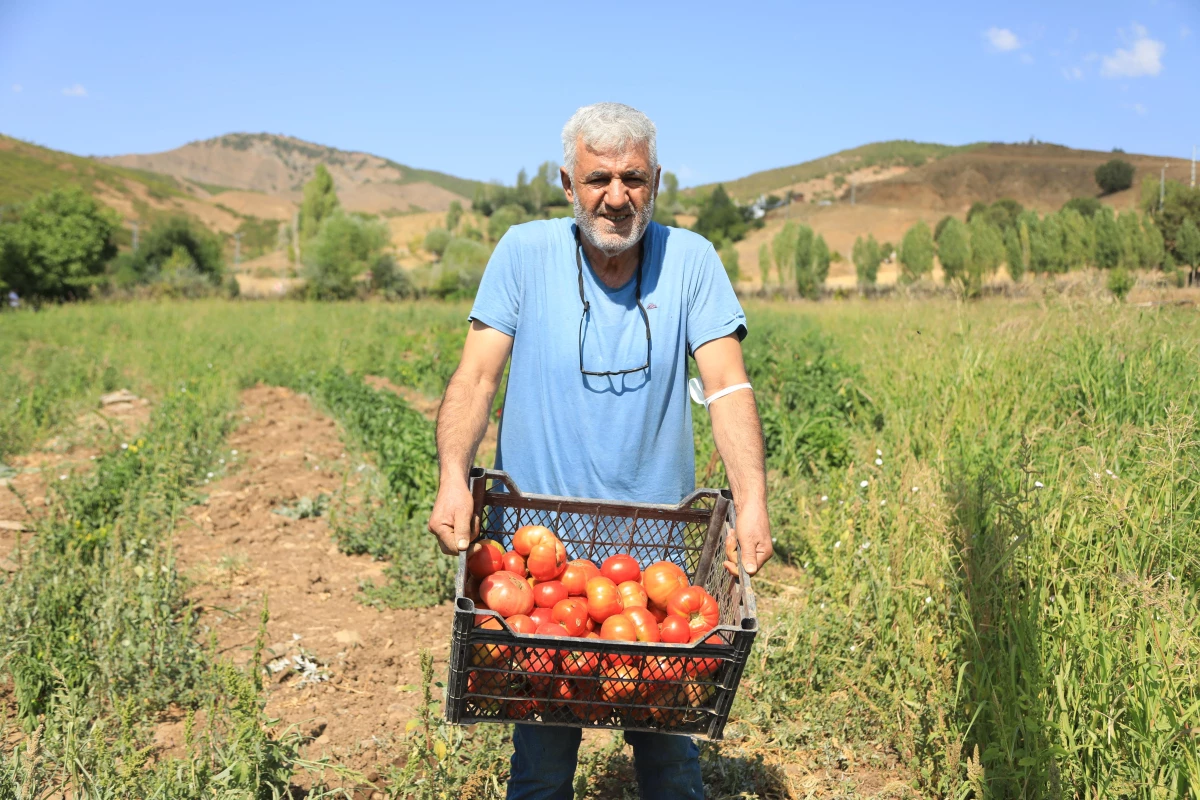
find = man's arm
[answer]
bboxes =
[427,320,513,555]
[693,334,772,576]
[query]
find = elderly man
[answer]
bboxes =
[428,102,772,799]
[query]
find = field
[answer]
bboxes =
[1,295,1199,798]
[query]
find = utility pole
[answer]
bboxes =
[1160,164,1166,212]
[233,231,242,266]
[129,220,139,251]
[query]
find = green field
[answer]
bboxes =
[1,297,1198,798]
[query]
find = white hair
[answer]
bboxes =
[561,103,658,178]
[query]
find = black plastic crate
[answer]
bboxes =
[445,468,758,740]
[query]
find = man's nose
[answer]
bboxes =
[604,178,630,209]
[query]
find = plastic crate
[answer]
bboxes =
[445,468,758,740]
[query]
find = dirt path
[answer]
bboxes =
[164,385,454,779]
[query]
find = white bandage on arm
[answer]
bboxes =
[703,382,752,408]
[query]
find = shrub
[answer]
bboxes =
[1092,207,1122,269]
[968,217,1004,292]
[692,185,750,244]
[718,241,740,282]
[1107,266,1135,300]
[935,217,971,282]
[487,203,526,242]
[852,234,881,287]
[133,216,224,283]
[369,253,413,299]
[1095,159,1135,194]
[445,200,463,232]
[0,187,119,302]
[899,221,934,282]
[302,212,389,300]
[1062,196,1102,218]
[423,227,451,256]
[1004,225,1025,281]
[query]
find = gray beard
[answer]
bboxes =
[573,192,656,256]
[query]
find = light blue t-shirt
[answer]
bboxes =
[468,217,746,505]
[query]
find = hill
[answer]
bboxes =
[101,133,482,215]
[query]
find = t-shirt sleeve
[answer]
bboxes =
[686,243,748,355]
[467,230,522,336]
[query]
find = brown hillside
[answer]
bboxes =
[855,143,1190,213]
[101,133,479,215]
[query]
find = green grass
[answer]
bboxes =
[1,296,1199,797]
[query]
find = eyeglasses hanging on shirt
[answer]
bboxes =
[575,227,652,377]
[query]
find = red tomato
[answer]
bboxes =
[644,654,686,682]
[687,633,724,679]
[512,524,556,556]
[584,576,623,623]
[527,538,568,581]
[666,586,719,637]
[535,621,569,637]
[599,613,637,642]
[561,559,600,596]
[533,580,568,609]
[600,662,641,702]
[616,580,648,609]
[642,561,689,607]
[529,606,555,628]
[561,647,600,677]
[601,553,641,585]
[502,550,527,577]
[464,574,482,604]
[469,618,510,667]
[647,601,668,623]
[505,614,537,634]
[585,631,601,639]
[479,571,535,617]
[658,614,692,644]
[624,607,661,643]
[467,669,507,714]
[551,598,589,637]
[467,539,506,578]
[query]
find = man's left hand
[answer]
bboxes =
[724,501,772,577]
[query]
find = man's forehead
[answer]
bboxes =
[575,139,652,173]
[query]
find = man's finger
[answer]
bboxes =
[452,506,472,551]
[430,523,459,555]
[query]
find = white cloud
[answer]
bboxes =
[1019,52,1035,64]
[1101,24,1164,78]
[61,83,87,97]
[985,27,1022,52]
[11,84,21,93]
[1062,66,1084,81]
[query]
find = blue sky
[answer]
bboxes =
[1,1,1197,187]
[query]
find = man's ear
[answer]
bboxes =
[560,166,574,204]
[654,166,661,196]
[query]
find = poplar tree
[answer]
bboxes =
[299,164,340,242]
[936,217,971,283]
[899,221,934,282]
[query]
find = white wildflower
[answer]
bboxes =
[218,459,225,465]
[880,500,887,506]
[911,486,919,493]
[859,480,868,488]
[876,449,882,456]
[924,596,932,604]
[206,472,214,478]
[820,495,828,502]
[121,443,129,450]
[1033,481,1044,489]
[59,474,67,480]
[231,449,238,455]
[849,645,856,652]
[875,458,883,466]
[833,540,842,549]
[861,541,871,550]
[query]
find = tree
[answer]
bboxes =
[1030,213,1065,274]
[1004,226,1025,282]
[445,200,463,233]
[423,227,451,257]
[718,241,740,282]
[772,223,798,286]
[812,234,831,286]
[966,202,988,223]
[133,216,224,282]
[692,185,748,244]
[1143,179,1200,264]
[1177,218,1200,284]
[299,164,340,242]
[936,217,971,283]
[662,172,679,208]
[852,234,882,288]
[487,204,526,242]
[968,217,1005,290]
[757,243,771,288]
[1095,159,1135,195]
[899,221,934,283]
[1059,209,1091,270]
[934,215,955,241]
[1092,207,1122,269]
[1062,196,1102,218]
[302,212,388,300]
[793,224,814,284]
[369,254,412,300]
[1117,211,1146,270]
[982,198,1025,232]
[796,230,828,300]
[0,187,118,301]
[1142,218,1165,270]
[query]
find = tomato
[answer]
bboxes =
[512,524,556,556]
[600,662,641,702]
[505,614,537,634]
[561,647,600,677]
[529,606,555,628]
[479,571,535,617]
[624,607,661,643]
[616,580,648,609]
[551,598,589,637]
[470,618,511,668]
[658,614,692,644]
[464,574,482,604]
[561,559,600,596]
[647,601,668,623]
[601,553,641,585]
[666,586,719,637]
[533,580,568,609]
[502,550,527,577]
[467,670,507,714]
[535,621,569,637]
[584,631,601,639]
[687,633,724,680]
[527,538,568,581]
[584,576,622,623]
[599,613,637,642]
[644,654,686,682]
[467,538,505,578]
[642,561,688,607]
[650,683,690,726]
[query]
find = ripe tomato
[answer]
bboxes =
[529,606,555,628]
[644,654,685,682]
[533,580,568,609]
[479,571,535,618]
[505,614,537,634]
[624,607,661,643]
[600,662,641,702]
[467,538,505,578]
[599,613,637,642]
[584,576,623,623]
[601,553,641,585]
[502,550,527,577]
[647,601,668,623]
[687,633,724,679]
[561,559,600,596]
[467,669,507,714]
[666,586,719,637]
[616,580,648,609]
[551,598,589,637]
[642,561,689,607]
[512,524,556,556]
[527,538,568,581]
[464,574,482,604]
[534,621,569,637]
[658,614,692,644]
[561,647,600,677]
[470,618,511,668]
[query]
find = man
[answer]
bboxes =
[428,102,772,800]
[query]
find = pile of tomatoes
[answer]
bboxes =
[462,524,724,724]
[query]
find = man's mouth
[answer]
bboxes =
[598,212,633,224]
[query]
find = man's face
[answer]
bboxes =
[561,138,660,256]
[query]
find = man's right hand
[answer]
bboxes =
[428,479,476,555]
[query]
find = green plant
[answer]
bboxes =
[935,217,971,283]
[302,212,389,300]
[899,221,934,282]
[299,164,340,242]
[1107,266,1135,300]
[133,216,225,283]
[852,233,881,288]
[1095,158,1135,194]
